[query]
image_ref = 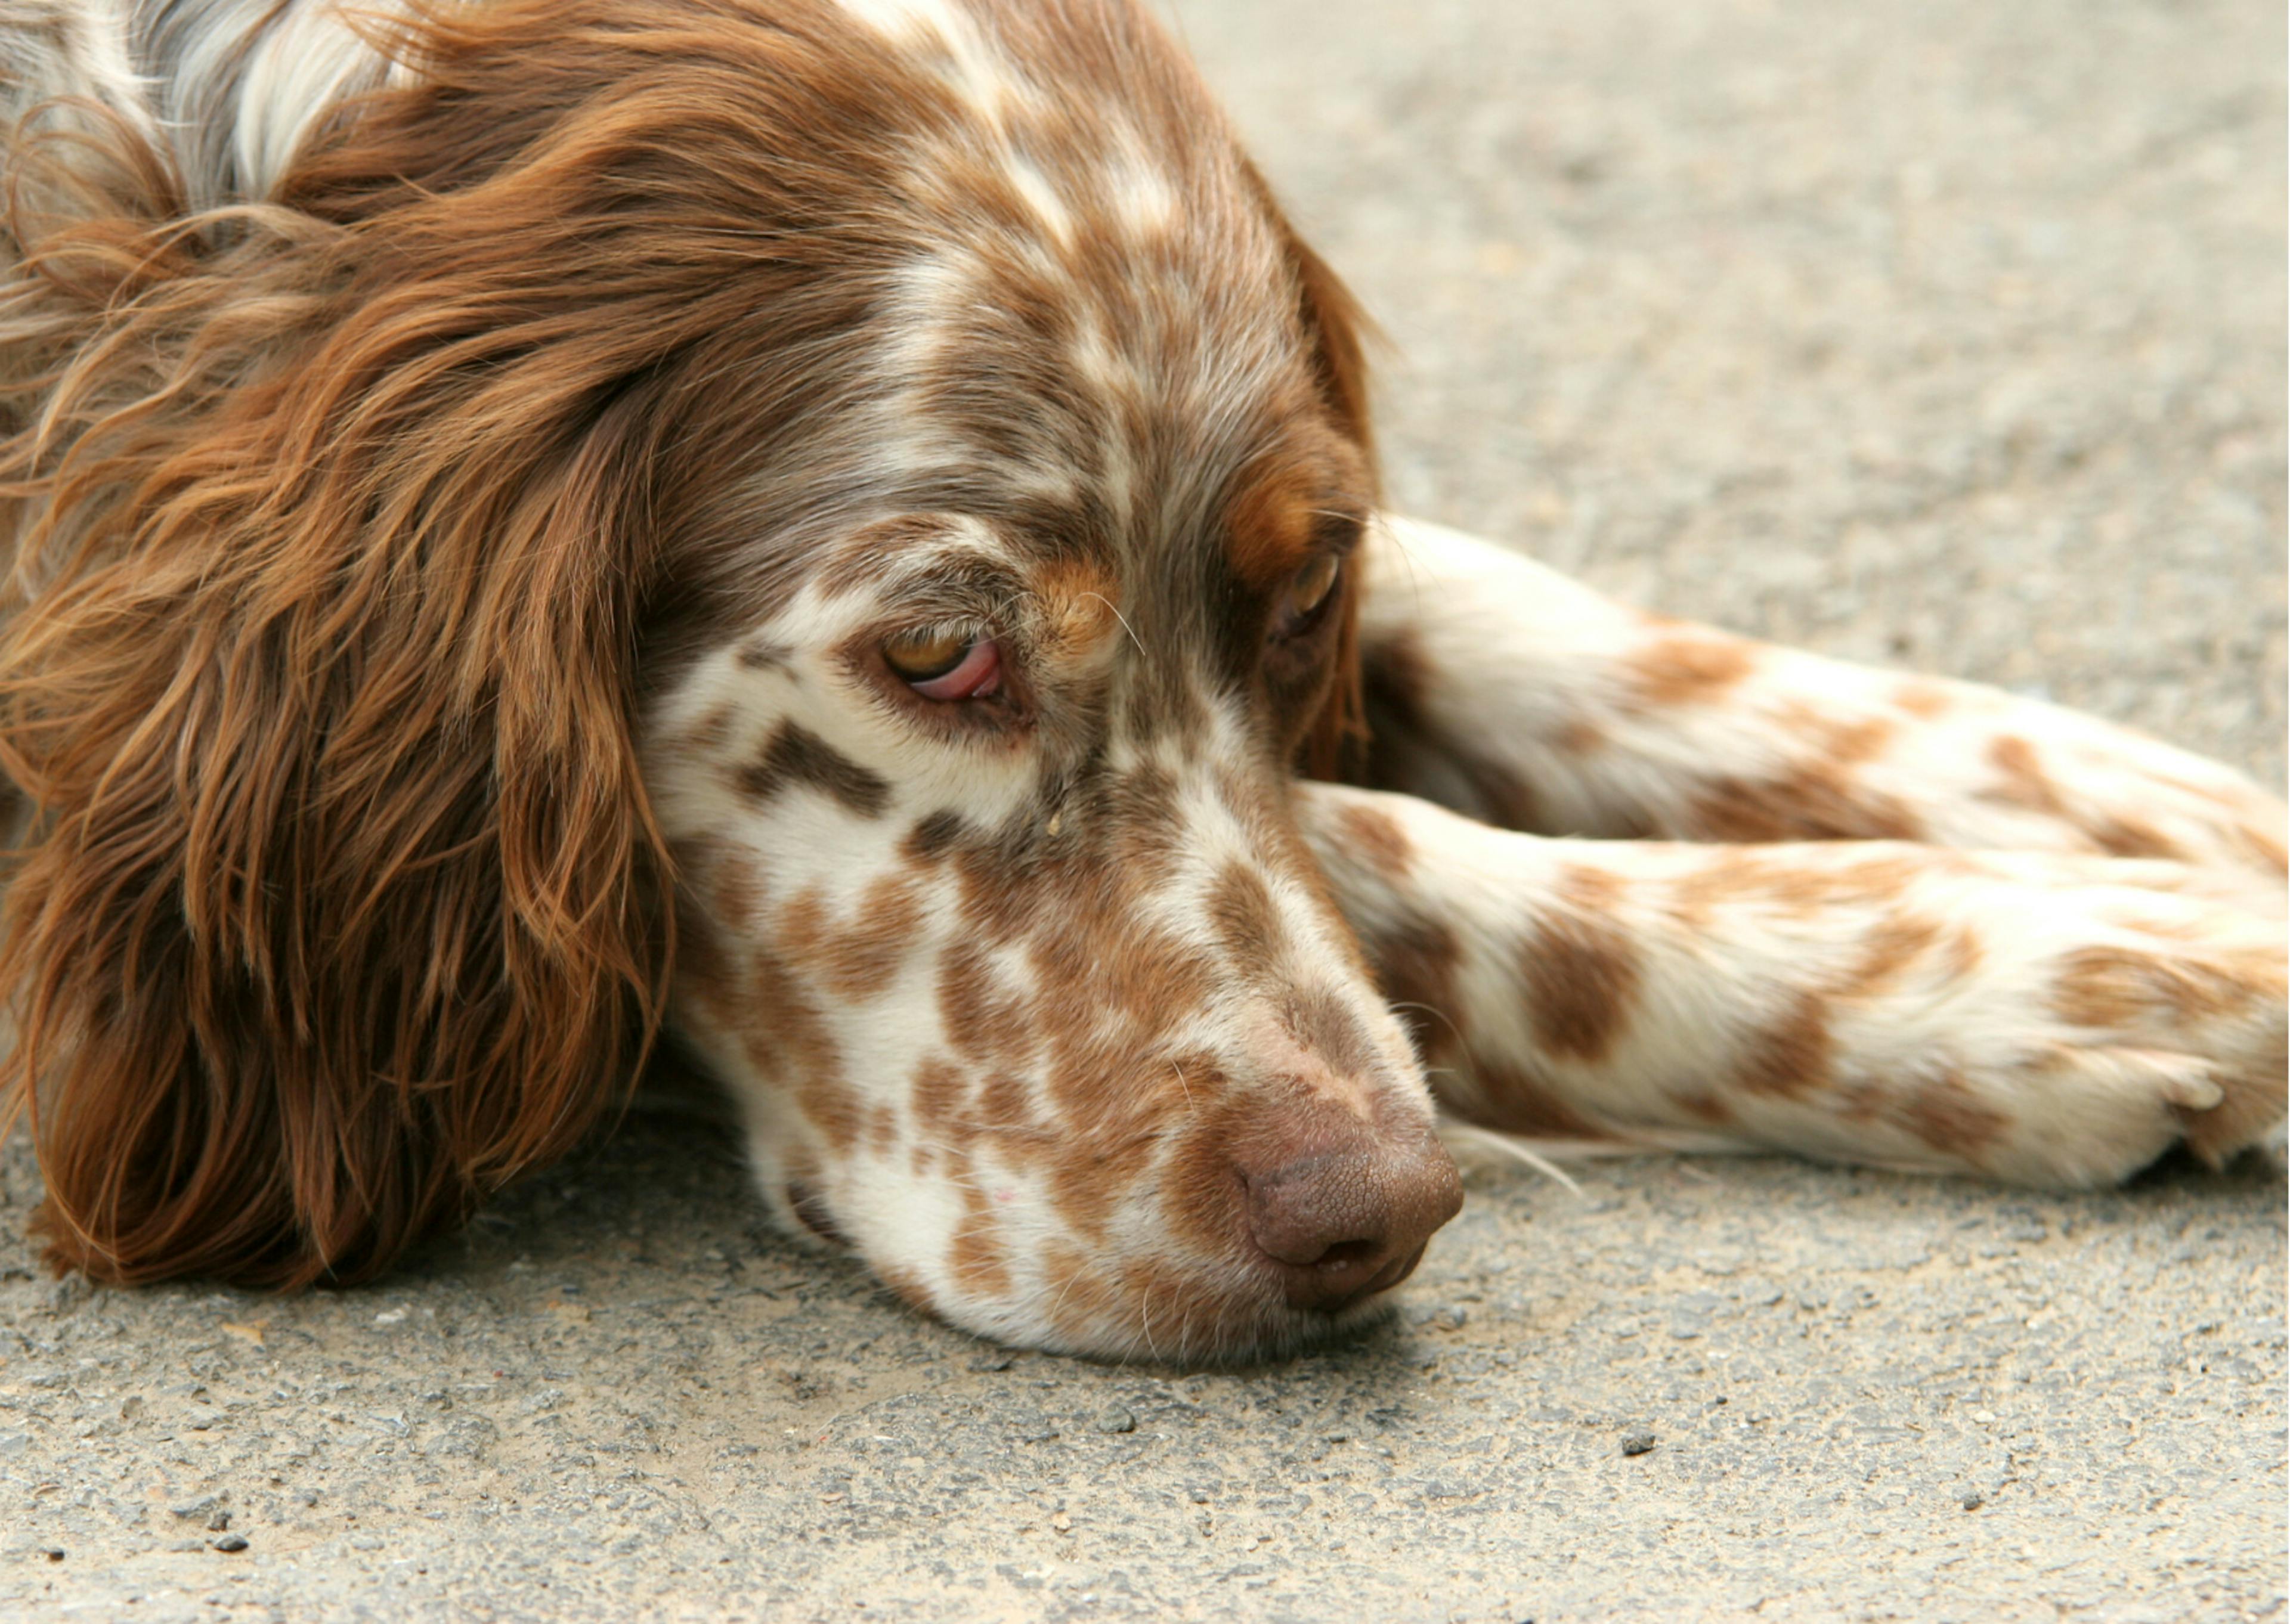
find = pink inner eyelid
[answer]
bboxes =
[908,636,1002,701]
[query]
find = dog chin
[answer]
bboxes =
[930,1274,1407,1368]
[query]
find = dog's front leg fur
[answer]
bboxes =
[1356,516,2287,887]
[1299,783,2286,1186]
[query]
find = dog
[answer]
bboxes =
[1,0,2280,1363]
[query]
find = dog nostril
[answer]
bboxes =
[1308,1237,1382,1274]
[1233,1110,1463,1314]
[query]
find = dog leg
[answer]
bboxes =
[1299,782,2286,1186]
[1356,515,2286,887]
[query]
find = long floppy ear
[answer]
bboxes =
[1283,230,1376,466]
[0,95,674,1287]
[1242,169,1381,780]
[1289,228,1377,779]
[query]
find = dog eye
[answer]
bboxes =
[1273,553,1342,638]
[885,630,1003,701]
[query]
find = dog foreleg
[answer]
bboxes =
[1299,781,2286,1186]
[1355,515,2286,887]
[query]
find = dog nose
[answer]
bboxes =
[1232,1101,1463,1313]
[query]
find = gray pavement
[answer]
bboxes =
[4,0,2284,1619]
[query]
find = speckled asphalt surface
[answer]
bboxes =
[3,1,2283,1619]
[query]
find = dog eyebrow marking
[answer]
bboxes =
[735,722,892,817]
[736,639,797,673]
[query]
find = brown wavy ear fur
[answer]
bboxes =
[0,190,675,1284]
[0,5,890,1286]
[0,0,946,1288]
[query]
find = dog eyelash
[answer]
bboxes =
[1270,552,1344,642]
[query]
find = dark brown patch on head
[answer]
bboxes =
[1258,176,1378,453]
[1735,992,1833,1099]
[866,1104,898,1159]
[976,1070,1041,1140]
[1115,1255,1242,1364]
[1030,896,1220,1063]
[1676,1091,1735,1126]
[1358,911,1464,1062]
[836,872,926,997]
[736,721,891,817]
[707,844,763,934]
[1335,801,1414,881]
[685,705,738,754]
[1208,860,1285,977]
[904,810,968,864]
[743,947,859,1152]
[952,826,1047,948]
[911,1057,967,1141]
[1282,985,1380,1083]
[736,639,795,672]
[1156,1084,1255,1259]
[1111,926,1219,1024]
[1106,765,1184,884]
[1520,866,1642,1064]
[1898,1074,2007,1161]
[1041,1016,1150,1130]
[776,872,924,1001]
[674,905,739,1021]
[1628,631,1756,708]
[937,941,1040,1069]
[1043,1111,1152,1245]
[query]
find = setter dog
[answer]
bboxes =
[1,0,2281,1362]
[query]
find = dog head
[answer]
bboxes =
[2,0,1457,1359]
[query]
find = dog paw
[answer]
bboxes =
[1956,868,2285,1185]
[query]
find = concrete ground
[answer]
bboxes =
[4,0,2283,1619]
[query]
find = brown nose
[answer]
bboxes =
[1231,1100,1463,1313]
